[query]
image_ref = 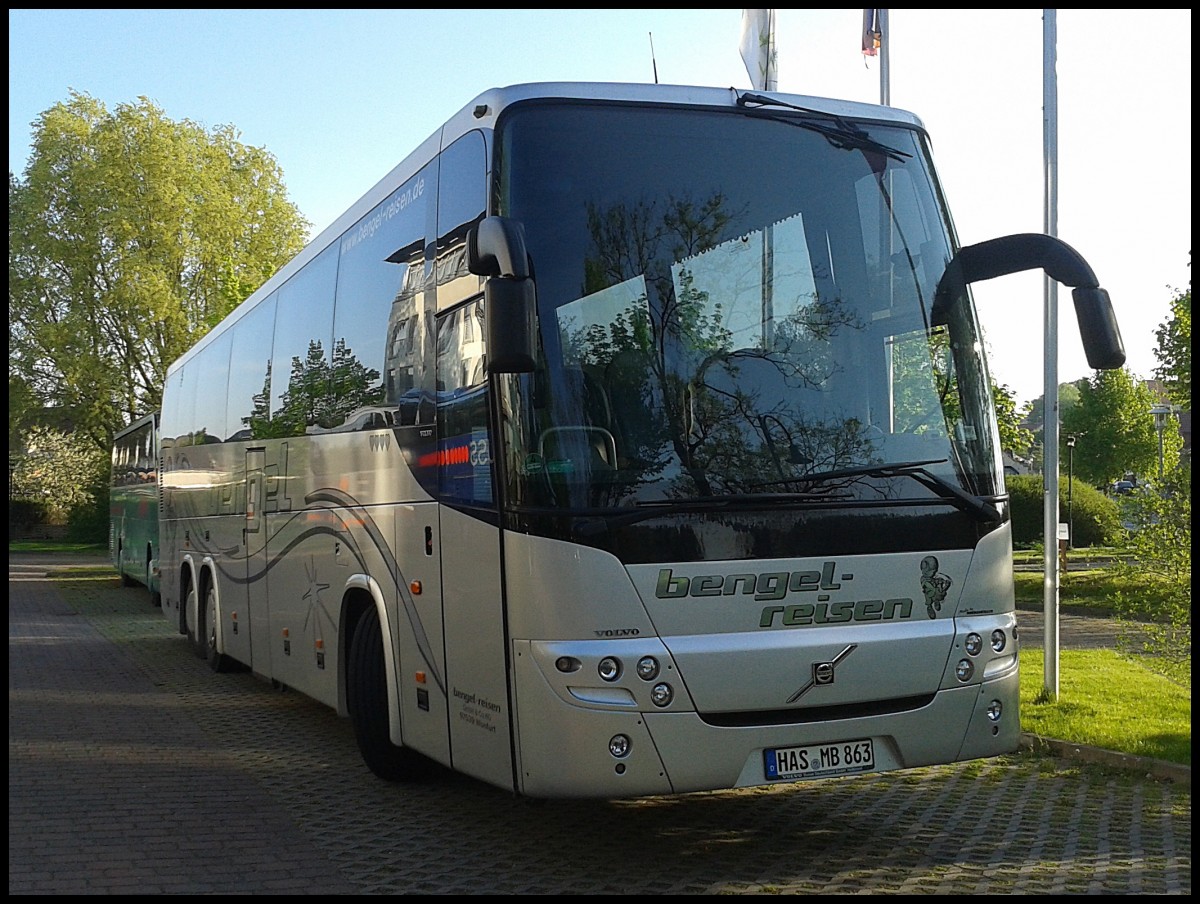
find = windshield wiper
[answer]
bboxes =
[633,491,848,509]
[566,491,850,536]
[735,91,912,162]
[752,459,1001,523]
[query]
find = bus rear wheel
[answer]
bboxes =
[347,606,426,782]
[147,562,161,607]
[186,583,202,655]
[204,584,233,673]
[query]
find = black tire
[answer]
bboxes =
[348,607,425,782]
[118,546,135,587]
[203,583,233,673]
[185,583,202,655]
[147,562,161,607]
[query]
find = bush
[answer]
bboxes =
[1110,465,1191,670]
[9,498,53,533]
[67,480,111,544]
[1007,473,1122,548]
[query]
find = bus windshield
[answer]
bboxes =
[496,100,1002,514]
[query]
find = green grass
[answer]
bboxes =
[1012,545,1130,566]
[10,539,108,555]
[1012,566,1162,616]
[1019,648,1191,765]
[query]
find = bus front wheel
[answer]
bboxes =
[347,606,425,782]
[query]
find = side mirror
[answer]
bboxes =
[485,278,536,373]
[1071,286,1125,370]
[468,215,530,279]
[937,233,1125,370]
[468,216,537,373]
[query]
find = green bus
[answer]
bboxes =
[110,410,160,604]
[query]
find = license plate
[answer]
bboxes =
[764,738,875,780]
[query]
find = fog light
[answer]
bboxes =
[650,682,673,707]
[609,734,631,758]
[991,629,1007,652]
[986,699,1003,722]
[636,656,660,680]
[955,658,974,681]
[598,657,621,682]
[965,632,982,656]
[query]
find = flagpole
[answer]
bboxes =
[1042,8,1061,701]
[879,9,890,105]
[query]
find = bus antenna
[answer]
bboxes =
[649,32,659,84]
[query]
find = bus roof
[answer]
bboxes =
[167,82,924,377]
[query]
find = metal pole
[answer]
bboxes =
[1042,9,1060,700]
[879,9,890,106]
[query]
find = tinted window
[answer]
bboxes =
[436,299,492,504]
[224,294,278,441]
[192,330,232,442]
[334,163,433,427]
[436,131,486,311]
[269,244,339,435]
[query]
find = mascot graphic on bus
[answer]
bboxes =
[919,555,952,620]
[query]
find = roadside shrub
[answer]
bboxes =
[67,476,111,544]
[1110,464,1191,674]
[8,498,52,533]
[1007,473,1122,548]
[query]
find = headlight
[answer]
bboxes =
[650,682,673,707]
[609,734,631,758]
[955,658,974,682]
[636,656,660,680]
[965,633,983,656]
[991,629,1007,652]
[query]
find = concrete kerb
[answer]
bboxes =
[1019,733,1191,788]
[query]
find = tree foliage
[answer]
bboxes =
[9,91,310,453]
[1154,280,1191,411]
[10,425,108,524]
[1110,465,1191,673]
[992,380,1034,460]
[1061,367,1180,487]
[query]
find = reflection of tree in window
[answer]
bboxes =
[244,340,383,438]
[563,193,872,496]
[890,325,956,435]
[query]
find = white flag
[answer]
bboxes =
[739,9,777,91]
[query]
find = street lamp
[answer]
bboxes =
[1151,404,1172,480]
[1065,434,1078,549]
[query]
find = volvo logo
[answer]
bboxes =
[786,644,857,704]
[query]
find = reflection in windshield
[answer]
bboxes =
[499,102,1000,514]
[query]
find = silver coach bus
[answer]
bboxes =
[158,82,1123,798]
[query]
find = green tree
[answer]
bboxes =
[992,380,1034,460]
[8,374,39,457]
[9,91,309,453]
[1062,367,1180,487]
[1154,280,1191,411]
[1110,464,1190,677]
[9,425,107,525]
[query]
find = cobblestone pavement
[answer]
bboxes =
[9,558,1192,895]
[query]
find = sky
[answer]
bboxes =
[8,9,1191,408]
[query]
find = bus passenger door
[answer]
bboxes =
[434,298,516,791]
[243,448,271,674]
[440,506,513,791]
